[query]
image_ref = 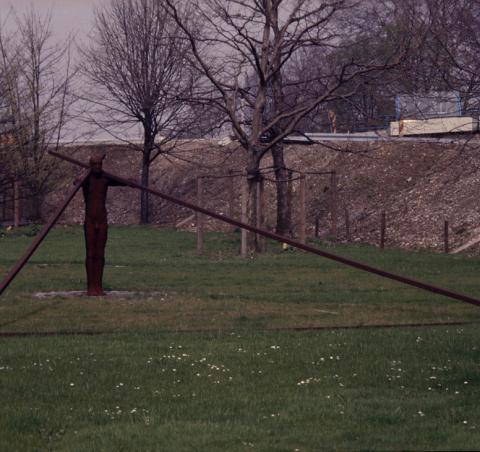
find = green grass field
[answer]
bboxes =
[1,226,480,450]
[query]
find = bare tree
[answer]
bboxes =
[310,0,480,132]
[165,0,414,247]
[81,0,198,224]
[0,25,15,197]
[0,8,76,222]
[424,0,480,112]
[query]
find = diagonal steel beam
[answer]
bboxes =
[0,170,90,296]
[47,150,480,307]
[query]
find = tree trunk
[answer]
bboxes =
[246,153,261,254]
[30,192,43,223]
[246,175,258,253]
[271,144,291,236]
[13,180,21,227]
[140,124,154,224]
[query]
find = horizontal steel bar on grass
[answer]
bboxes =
[1,320,478,337]
[46,150,480,308]
[0,170,90,297]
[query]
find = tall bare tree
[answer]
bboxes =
[165,0,416,246]
[0,23,15,197]
[424,0,480,112]
[82,0,198,224]
[0,9,76,221]
[304,0,478,132]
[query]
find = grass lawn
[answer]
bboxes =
[1,226,480,450]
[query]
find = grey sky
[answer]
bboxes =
[0,0,118,140]
[0,0,103,43]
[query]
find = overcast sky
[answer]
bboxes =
[0,0,120,140]
[0,0,103,43]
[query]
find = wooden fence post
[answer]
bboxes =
[196,176,204,254]
[228,170,235,232]
[240,176,248,257]
[444,219,449,254]
[380,211,386,249]
[345,207,351,242]
[1,191,6,222]
[287,170,293,235]
[299,174,306,244]
[330,171,337,241]
[13,180,20,227]
[256,176,266,252]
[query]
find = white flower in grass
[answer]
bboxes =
[417,411,425,417]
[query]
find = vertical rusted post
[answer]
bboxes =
[315,217,319,238]
[330,171,337,241]
[444,219,449,254]
[228,170,235,232]
[196,176,204,254]
[256,176,266,252]
[345,207,351,242]
[299,174,306,245]
[240,176,248,257]
[380,211,386,249]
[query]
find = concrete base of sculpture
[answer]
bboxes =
[33,291,164,299]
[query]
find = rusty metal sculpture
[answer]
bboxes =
[1,150,480,310]
[82,153,127,296]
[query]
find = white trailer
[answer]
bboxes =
[389,116,479,136]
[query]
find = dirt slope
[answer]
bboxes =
[47,136,480,253]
